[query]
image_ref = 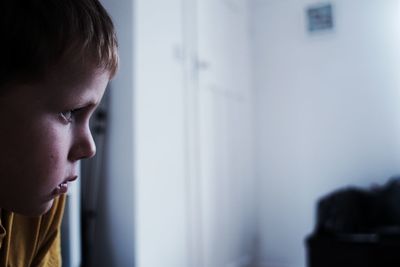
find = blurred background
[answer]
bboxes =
[61,0,400,266]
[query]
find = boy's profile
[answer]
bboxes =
[0,0,118,266]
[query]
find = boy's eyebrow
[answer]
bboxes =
[77,100,100,109]
[68,96,100,111]
[76,89,105,106]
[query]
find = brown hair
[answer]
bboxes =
[0,0,118,87]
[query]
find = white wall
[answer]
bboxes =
[197,0,256,267]
[196,1,257,267]
[94,1,255,266]
[134,0,188,266]
[96,1,188,266]
[252,1,400,266]
[134,0,257,266]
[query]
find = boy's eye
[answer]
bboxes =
[60,110,75,123]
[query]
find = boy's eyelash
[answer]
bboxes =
[60,109,77,123]
[59,105,95,124]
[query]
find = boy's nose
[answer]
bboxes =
[69,127,96,161]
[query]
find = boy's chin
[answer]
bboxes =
[15,199,55,217]
[34,199,55,216]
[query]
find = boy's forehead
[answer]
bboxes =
[46,66,109,93]
[0,66,109,108]
[47,60,110,85]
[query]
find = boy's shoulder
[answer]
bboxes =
[0,195,66,267]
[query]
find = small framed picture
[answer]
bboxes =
[306,3,334,32]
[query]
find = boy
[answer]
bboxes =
[0,0,118,266]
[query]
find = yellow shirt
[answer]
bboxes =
[0,195,66,267]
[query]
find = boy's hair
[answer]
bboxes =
[0,0,118,88]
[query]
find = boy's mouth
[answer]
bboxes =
[54,176,78,195]
[56,182,69,194]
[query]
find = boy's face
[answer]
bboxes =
[0,66,110,216]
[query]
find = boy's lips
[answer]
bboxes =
[53,175,78,195]
[66,175,78,183]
